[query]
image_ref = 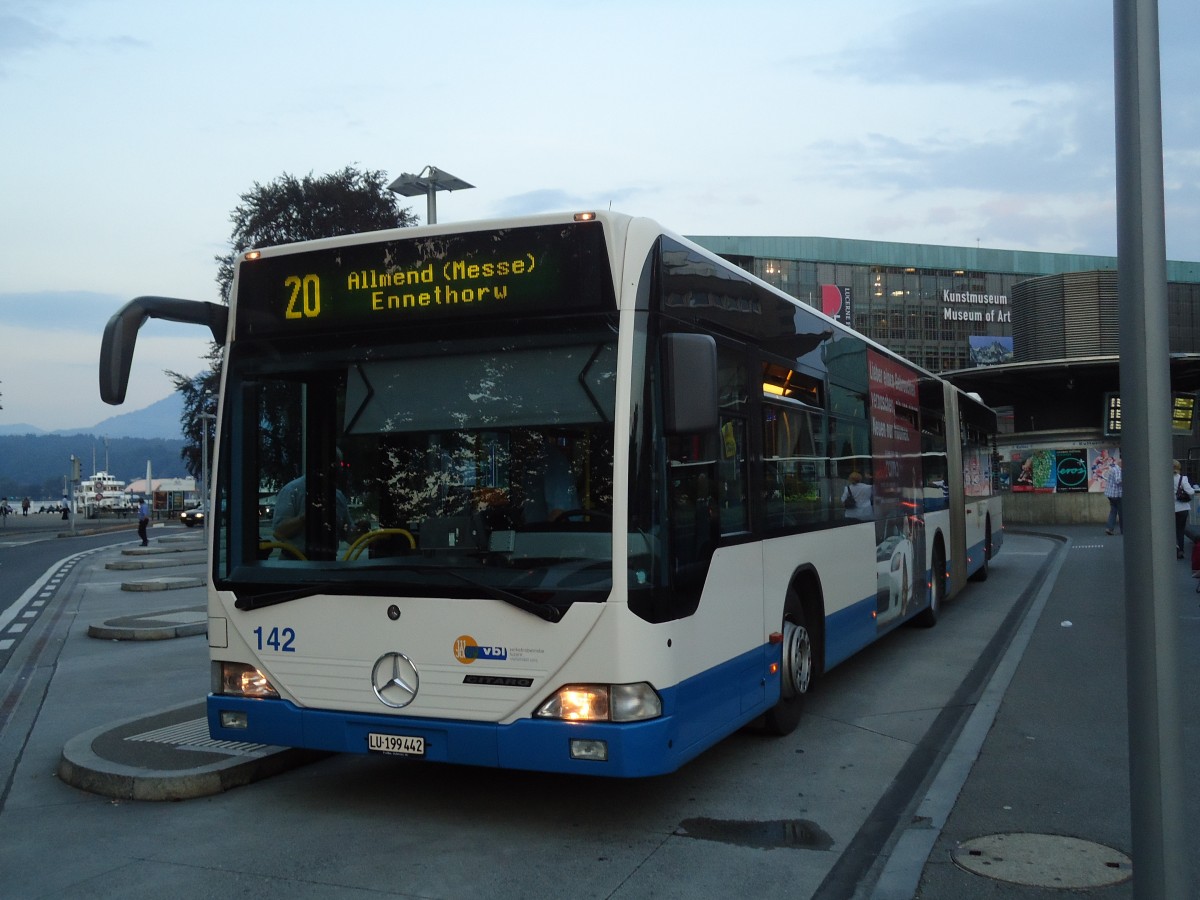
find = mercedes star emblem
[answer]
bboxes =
[371,651,420,708]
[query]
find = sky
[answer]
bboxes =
[1,0,1197,432]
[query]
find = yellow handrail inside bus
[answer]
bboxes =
[259,540,307,561]
[342,528,417,561]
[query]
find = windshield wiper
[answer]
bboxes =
[407,565,565,623]
[232,571,564,622]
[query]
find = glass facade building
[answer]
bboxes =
[688,235,1200,373]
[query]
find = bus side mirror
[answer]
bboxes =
[663,333,718,435]
[99,296,229,405]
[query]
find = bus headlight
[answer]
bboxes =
[219,662,280,699]
[534,682,661,722]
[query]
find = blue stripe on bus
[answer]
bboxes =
[207,643,779,779]
[824,595,882,669]
[965,533,1000,577]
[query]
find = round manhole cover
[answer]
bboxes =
[951,833,1131,888]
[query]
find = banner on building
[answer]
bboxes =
[1088,449,1121,493]
[1011,449,1055,493]
[821,284,852,327]
[1055,449,1088,493]
[968,336,1013,367]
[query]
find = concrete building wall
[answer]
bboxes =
[1003,491,1112,526]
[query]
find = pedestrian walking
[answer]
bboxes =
[21,496,30,516]
[137,497,150,546]
[1103,458,1123,534]
[60,495,69,520]
[1173,460,1194,559]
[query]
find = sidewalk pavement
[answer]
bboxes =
[0,509,160,541]
[50,525,1200,895]
[55,532,318,802]
[897,525,1200,898]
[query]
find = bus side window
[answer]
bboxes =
[667,434,719,591]
[763,404,827,529]
[718,417,748,533]
[716,346,749,534]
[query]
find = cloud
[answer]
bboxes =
[0,292,211,430]
[809,95,1114,198]
[835,0,1112,88]
[798,0,1196,259]
[0,291,128,332]
[0,12,58,56]
[0,318,208,431]
[0,6,148,80]
[494,186,650,218]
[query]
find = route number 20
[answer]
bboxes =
[284,274,321,319]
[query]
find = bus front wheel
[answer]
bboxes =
[764,597,812,735]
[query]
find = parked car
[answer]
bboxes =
[180,505,206,527]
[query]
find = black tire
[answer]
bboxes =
[764,593,813,735]
[914,540,946,628]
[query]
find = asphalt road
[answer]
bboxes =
[0,526,1193,898]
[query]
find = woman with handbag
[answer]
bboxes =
[841,471,874,521]
[1173,460,1194,559]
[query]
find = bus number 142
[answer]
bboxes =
[253,626,296,652]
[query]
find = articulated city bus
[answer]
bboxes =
[99,211,1001,777]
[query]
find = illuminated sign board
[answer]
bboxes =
[1103,393,1121,437]
[1172,392,1195,434]
[234,222,614,340]
[1103,391,1196,436]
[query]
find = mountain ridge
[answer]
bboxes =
[0,393,185,440]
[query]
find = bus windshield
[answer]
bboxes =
[215,329,619,611]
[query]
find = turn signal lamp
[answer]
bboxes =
[219,661,280,699]
[535,682,661,722]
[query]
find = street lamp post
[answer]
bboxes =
[388,166,474,225]
[198,411,215,510]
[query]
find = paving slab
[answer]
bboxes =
[57,700,322,801]
[121,575,206,592]
[87,605,207,640]
[105,554,205,571]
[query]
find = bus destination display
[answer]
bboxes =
[235,222,614,339]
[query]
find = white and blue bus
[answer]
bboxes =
[100,211,1001,777]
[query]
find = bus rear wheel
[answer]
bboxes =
[914,540,946,628]
[764,600,812,735]
[969,518,992,582]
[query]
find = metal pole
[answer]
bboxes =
[1113,1,1186,896]
[427,185,437,225]
[199,408,216,516]
[201,419,209,508]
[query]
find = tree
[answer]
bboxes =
[214,167,418,304]
[168,366,220,484]
[173,166,417,480]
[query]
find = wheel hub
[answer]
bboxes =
[780,619,812,698]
